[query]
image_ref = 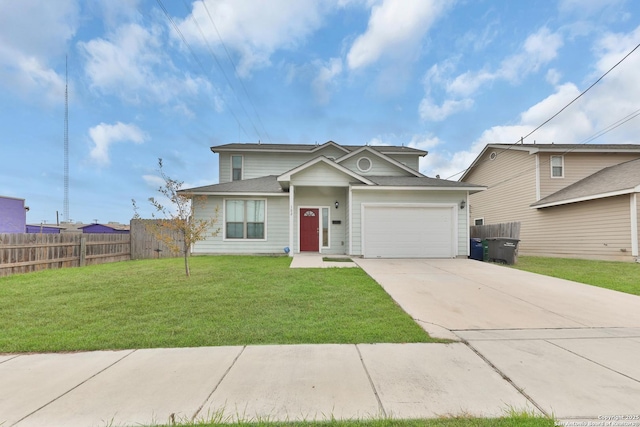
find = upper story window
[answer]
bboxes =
[550,155,564,178]
[231,155,243,181]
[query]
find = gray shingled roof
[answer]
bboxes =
[531,158,640,207]
[211,142,426,155]
[490,143,640,151]
[361,176,485,189]
[182,176,285,194]
[182,174,485,194]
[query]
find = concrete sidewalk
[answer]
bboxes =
[0,343,537,427]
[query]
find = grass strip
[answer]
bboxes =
[512,256,640,296]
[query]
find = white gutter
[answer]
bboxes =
[532,188,638,209]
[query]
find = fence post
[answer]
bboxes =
[80,236,86,267]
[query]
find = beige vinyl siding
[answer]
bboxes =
[293,187,348,255]
[538,152,640,199]
[386,154,420,171]
[192,195,289,254]
[291,162,356,186]
[525,195,634,261]
[340,155,412,177]
[350,189,467,256]
[466,150,537,229]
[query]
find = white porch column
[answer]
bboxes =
[289,185,295,256]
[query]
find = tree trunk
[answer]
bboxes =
[183,233,190,277]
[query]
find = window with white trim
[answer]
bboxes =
[550,156,564,178]
[225,199,265,239]
[231,155,243,181]
[474,218,484,226]
[322,207,329,247]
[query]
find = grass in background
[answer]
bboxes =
[0,256,433,353]
[513,256,640,296]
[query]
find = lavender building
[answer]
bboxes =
[0,195,28,233]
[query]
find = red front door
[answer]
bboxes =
[300,208,319,252]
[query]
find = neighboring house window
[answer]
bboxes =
[474,218,484,226]
[550,156,564,178]
[225,199,265,239]
[322,207,329,247]
[231,155,243,181]
[357,157,372,172]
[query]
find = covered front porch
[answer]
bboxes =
[288,185,349,255]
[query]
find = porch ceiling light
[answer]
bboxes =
[335,200,339,209]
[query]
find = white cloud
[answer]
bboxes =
[420,27,563,122]
[89,122,147,166]
[175,0,328,76]
[78,23,216,108]
[0,0,78,103]
[311,57,343,104]
[419,97,473,121]
[430,25,640,181]
[347,0,450,70]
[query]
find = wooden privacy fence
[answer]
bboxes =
[0,233,131,277]
[130,219,183,260]
[470,221,521,240]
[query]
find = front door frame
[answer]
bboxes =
[298,206,329,253]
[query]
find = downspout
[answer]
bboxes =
[348,185,353,256]
[535,153,541,201]
[631,193,638,258]
[465,191,470,257]
[289,185,295,256]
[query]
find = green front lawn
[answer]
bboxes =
[513,256,640,296]
[0,256,433,353]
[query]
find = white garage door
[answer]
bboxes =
[363,205,455,258]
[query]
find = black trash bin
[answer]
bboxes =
[469,238,483,261]
[485,237,520,264]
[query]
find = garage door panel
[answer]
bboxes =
[363,205,454,258]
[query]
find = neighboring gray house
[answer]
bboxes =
[182,141,485,258]
[0,195,28,233]
[461,144,640,262]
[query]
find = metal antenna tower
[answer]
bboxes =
[63,55,69,223]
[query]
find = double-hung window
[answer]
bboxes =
[231,155,243,181]
[225,200,265,240]
[550,156,564,178]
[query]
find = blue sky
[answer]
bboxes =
[1,0,640,224]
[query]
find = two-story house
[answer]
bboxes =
[182,141,485,258]
[460,143,640,262]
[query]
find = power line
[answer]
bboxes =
[155,0,252,140]
[179,0,267,142]
[201,0,273,143]
[486,108,640,192]
[446,40,640,180]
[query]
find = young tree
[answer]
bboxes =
[134,158,219,277]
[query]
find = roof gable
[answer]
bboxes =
[336,146,424,177]
[461,143,640,181]
[278,157,374,188]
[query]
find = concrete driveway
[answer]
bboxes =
[355,258,640,421]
